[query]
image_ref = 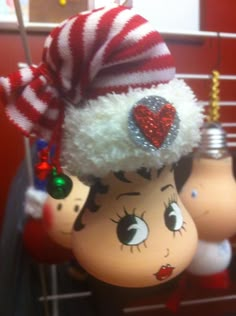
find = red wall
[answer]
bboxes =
[1,0,236,228]
[0,32,45,228]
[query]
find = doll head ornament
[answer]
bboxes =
[0,6,204,287]
[25,174,90,249]
[42,174,90,249]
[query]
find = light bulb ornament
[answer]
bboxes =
[0,6,204,288]
[180,70,236,241]
[180,70,236,292]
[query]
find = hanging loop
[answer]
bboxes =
[208,70,220,123]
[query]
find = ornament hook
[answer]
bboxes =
[208,70,220,123]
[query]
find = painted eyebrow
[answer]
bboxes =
[75,198,82,201]
[160,184,174,192]
[116,192,141,200]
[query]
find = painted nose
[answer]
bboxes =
[164,248,170,258]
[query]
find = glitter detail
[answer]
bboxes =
[128,96,180,152]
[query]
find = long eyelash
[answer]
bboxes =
[164,193,187,238]
[164,193,177,214]
[141,211,146,219]
[119,242,147,253]
[168,193,178,205]
[178,229,182,236]
[173,221,187,238]
[129,243,146,253]
[124,206,129,216]
[110,207,138,223]
[163,193,177,211]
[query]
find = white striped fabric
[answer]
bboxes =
[0,5,175,143]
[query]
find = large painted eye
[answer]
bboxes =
[117,214,149,246]
[164,202,183,231]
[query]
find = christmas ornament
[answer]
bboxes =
[43,174,90,249]
[73,167,198,288]
[179,71,235,295]
[180,71,236,241]
[47,168,73,199]
[0,6,204,288]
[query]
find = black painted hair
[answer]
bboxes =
[73,166,174,231]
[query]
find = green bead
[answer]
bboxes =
[47,169,73,199]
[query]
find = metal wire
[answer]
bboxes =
[13,1,51,316]
[13,0,34,187]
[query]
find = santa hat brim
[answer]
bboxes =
[62,79,204,179]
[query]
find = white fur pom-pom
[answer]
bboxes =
[187,239,232,276]
[24,186,48,219]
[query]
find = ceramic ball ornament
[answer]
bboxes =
[0,6,204,287]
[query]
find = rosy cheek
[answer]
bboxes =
[43,204,54,231]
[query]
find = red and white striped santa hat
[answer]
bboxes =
[0,5,203,179]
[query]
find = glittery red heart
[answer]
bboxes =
[133,103,176,148]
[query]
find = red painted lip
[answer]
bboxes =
[154,264,175,281]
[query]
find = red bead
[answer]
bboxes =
[35,161,52,180]
[39,148,50,161]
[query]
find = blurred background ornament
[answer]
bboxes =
[180,70,236,291]
[43,174,90,249]
[180,70,236,242]
[23,217,73,264]
[187,239,232,289]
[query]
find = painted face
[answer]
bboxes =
[180,157,236,241]
[43,175,90,249]
[72,166,198,288]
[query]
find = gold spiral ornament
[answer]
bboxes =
[208,70,220,122]
[59,0,67,6]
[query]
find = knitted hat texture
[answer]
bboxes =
[0,5,203,179]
